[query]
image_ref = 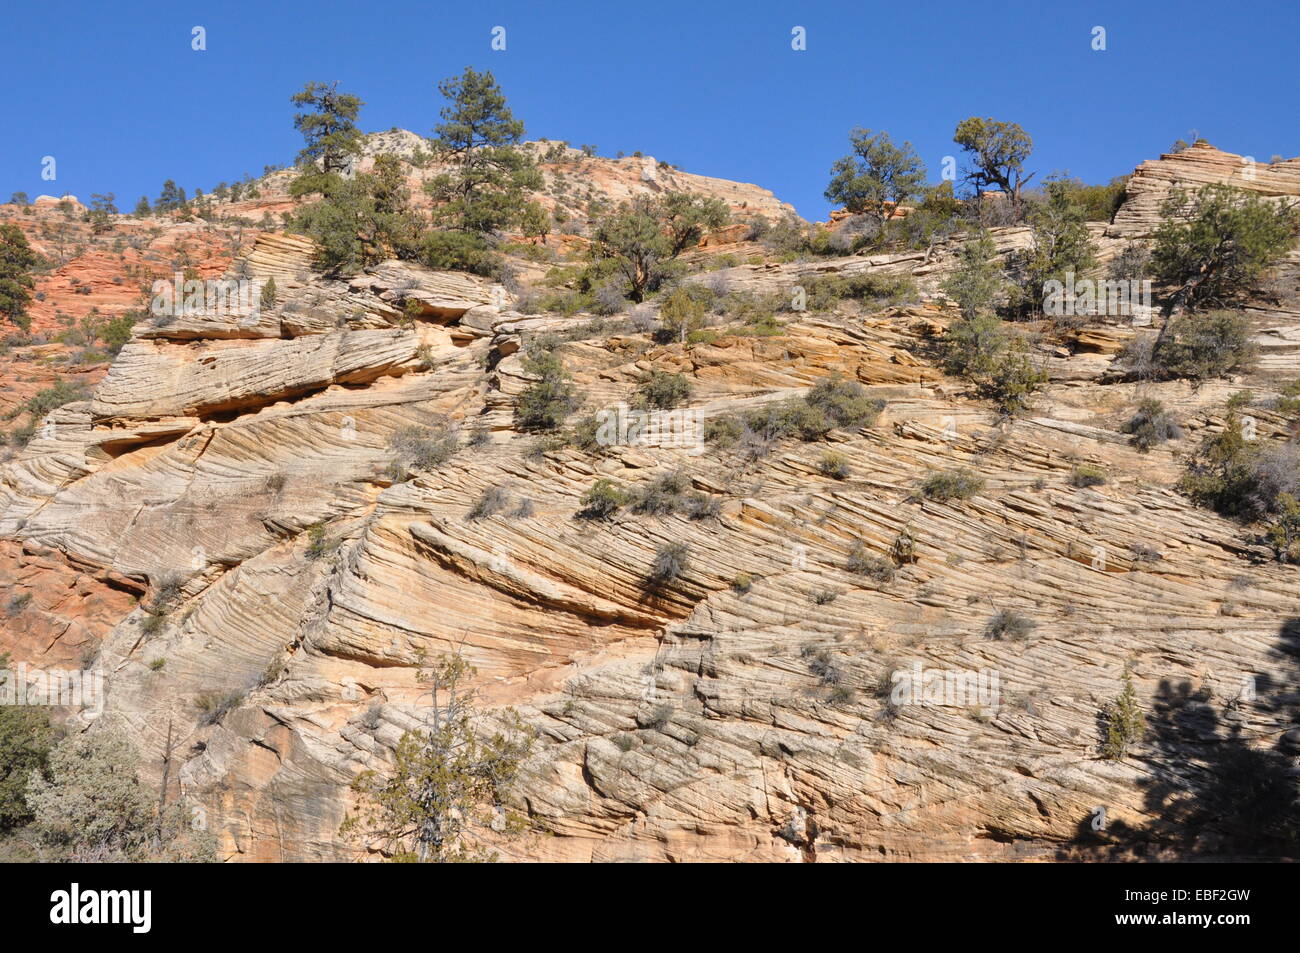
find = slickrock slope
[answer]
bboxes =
[3,147,1299,863]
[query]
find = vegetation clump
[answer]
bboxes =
[920,468,984,501]
[1121,398,1182,451]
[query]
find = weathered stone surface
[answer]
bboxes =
[4,140,1300,865]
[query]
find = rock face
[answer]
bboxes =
[3,146,1299,864]
[1108,141,1300,238]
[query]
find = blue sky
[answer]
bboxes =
[3,0,1298,220]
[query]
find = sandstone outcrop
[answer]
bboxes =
[3,144,1299,864]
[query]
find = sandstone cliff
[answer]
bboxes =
[2,143,1298,862]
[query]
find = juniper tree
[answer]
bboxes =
[1151,183,1298,317]
[1016,176,1098,316]
[953,116,1035,210]
[825,128,927,234]
[941,229,1004,318]
[340,651,533,863]
[588,193,728,302]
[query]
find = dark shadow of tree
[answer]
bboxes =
[1061,617,1300,860]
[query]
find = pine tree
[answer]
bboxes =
[0,224,40,331]
[155,180,184,212]
[289,82,365,198]
[425,67,540,236]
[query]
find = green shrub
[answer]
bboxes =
[1178,413,1300,520]
[983,609,1035,641]
[515,351,581,432]
[703,415,744,447]
[420,230,496,276]
[1121,398,1182,451]
[1266,493,1300,563]
[1149,310,1256,380]
[804,375,886,430]
[0,662,54,832]
[304,521,337,559]
[579,478,631,520]
[1101,670,1145,760]
[635,370,692,410]
[632,471,693,515]
[646,542,690,587]
[941,314,1046,412]
[846,542,894,582]
[1069,464,1108,488]
[921,468,984,501]
[940,230,1004,319]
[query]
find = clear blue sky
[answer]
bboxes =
[3,0,1297,220]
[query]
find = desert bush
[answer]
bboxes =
[579,479,632,520]
[846,542,895,582]
[802,645,843,686]
[646,542,690,587]
[0,661,53,832]
[1069,464,1108,488]
[515,351,581,432]
[804,375,886,430]
[1265,493,1300,563]
[941,313,1046,412]
[632,471,692,516]
[1148,310,1256,380]
[1108,242,1150,282]
[921,468,984,501]
[387,417,459,476]
[1121,398,1182,451]
[304,521,338,560]
[703,415,745,448]
[634,370,692,410]
[656,285,712,344]
[801,272,919,311]
[468,485,510,521]
[1179,413,1300,521]
[983,609,1035,641]
[818,450,850,479]
[195,690,246,727]
[730,573,753,594]
[890,526,918,564]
